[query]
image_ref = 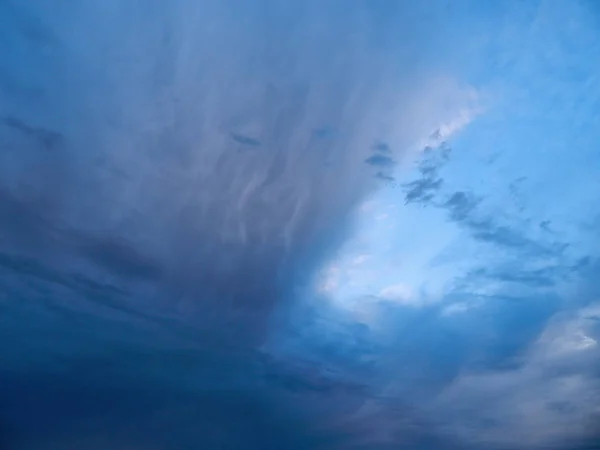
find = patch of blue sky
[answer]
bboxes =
[316,0,600,321]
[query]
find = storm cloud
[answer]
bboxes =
[1,1,599,449]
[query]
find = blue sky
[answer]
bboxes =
[0,1,599,449]
[271,1,600,447]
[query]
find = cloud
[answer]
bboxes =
[2,115,63,150]
[433,106,481,142]
[0,2,490,448]
[404,176,443,204]
[432,302,600,448]
[379,284,416,305]
[351,254,370,266]
[401,144,571,278]
[230,133,262,147]
[441,301,476,316]
[3,2,598,450]
[373,142,392,154]
[402,142,450,204]
[364,154,396,168]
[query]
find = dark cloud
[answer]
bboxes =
[231,133,262,147]
[457,213,568,259]
[404,177,443,204]
[402,146,568,262]
[313,127,334,139]
[74,236,163,281]
[365,154,396,168]
[373,142,391,153]
[443,190,480,222]
[469,265,569,288]
[1,2,598,450]
[376,171,396,182]
[0,1,429,448]
[2,116,63,150]
[0,0,405,342]
[402,143,449,204]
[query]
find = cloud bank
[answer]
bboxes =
[1,1,599,449]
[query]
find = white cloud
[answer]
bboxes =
[441,302,474,316]
[435,106,482,141]
[359,201,376,213]
[432,303,600,448]
[393,78,482,156]
[435,370,600,448]
[317,266,340,293]
[379,284,415,305]
[536,304,600,357]
[351,254,371,266]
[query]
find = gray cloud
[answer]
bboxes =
[1,2,598,450]
[402,143,449,204]
[1,0,414,343]
[373,142,392,154]
[2,116,63,150]
[402,145,569,267]
[365,154,396,168]
[230,133,262,147]
[0,1,462,449]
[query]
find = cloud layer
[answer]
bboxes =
[1,1,599,449]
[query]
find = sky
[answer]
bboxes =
[0,1,599,449]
